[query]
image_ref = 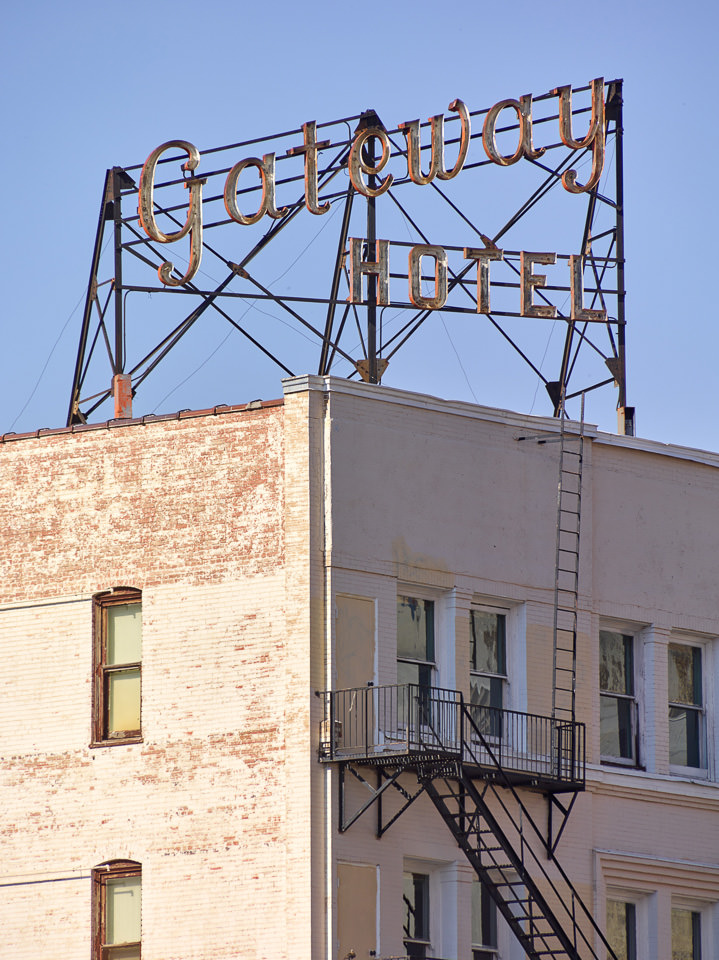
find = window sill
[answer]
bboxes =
[600,757,643,770]
[89,736,143,749]
[588,762,717,790]
[669,763,709,780]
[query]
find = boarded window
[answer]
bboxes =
[337,863,377,960]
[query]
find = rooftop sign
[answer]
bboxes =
[69,78,628,429]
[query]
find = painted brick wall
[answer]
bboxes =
[0,403,317,960]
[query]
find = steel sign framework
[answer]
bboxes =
[67,78,627,430]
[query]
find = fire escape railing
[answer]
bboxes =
[319,684,585,789]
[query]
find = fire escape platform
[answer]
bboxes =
[318,684,585,794]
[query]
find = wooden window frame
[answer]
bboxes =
[668,642,706,771]
[92,587,143,746]
[599,629,638,766]
[470,609,508,741]
[92,859,141,960]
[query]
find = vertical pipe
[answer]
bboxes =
[329,692,336,761]
[614,82,627,419]
[112,167,124,375]
[366,137,377,384]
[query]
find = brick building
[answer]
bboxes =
[1,375,718,959]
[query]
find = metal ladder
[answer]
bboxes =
[551,395,585,725]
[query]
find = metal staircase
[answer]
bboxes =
[320,686,616,960]
[420,703,613,960]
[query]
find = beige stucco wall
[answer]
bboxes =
[312,376,719,960]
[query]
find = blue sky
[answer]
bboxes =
[2,0,717,450]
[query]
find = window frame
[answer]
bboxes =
[599,629,639,767]
[92,587,143,746]
[671,905,702,960]
[470,608,508,741]
[397,595,436,692]
[668,640,706,774]
[606,898,638,960]
[402,870,431,960]
[472,878,499,960]
[92,859,141,960]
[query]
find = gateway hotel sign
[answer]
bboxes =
[138,79,607,322]
[68,78,627,427]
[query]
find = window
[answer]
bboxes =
[93,588,142,744]
[599,630,637,764]
[672,907,701,960]
[606,900,637,960]
[93,860,141,960]
[398,596,435,727]
[472,879,498,960]
[403,871,430,960]
[470,611,506,738]
[668,643,705,769]
[397,596,435,690]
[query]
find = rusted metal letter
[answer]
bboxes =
[483,95,545,166]
[138,140,206,287]
[520,252,557,318]
[464,246,504,313]
[349,127,394,198]
[409,245,448,309]
[347,238,390,304]
[570,255,606,321]
[438,99,471,180]
[287,121,331,214]
[553,78,605,193]
[399,99,471,185]
[224,153,288,225]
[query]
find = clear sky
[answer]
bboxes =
[2,0,717,450]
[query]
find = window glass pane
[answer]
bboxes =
[108,671,141,733]
[403,872,429,942]
[104,944,141,960]
[606,901,636,960]
[471,675,503,711]
[472,880,497,949]
[471,612,506,674]
[107,604,142,665]
[398,660,420,688]
[599,631,632,695]
[600,695,635,760]
[106,877,141,944]
[669,706,702,767]
[668,645,701,707]
[672,908,701,960]
[397,598,434,662]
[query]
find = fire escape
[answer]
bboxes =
[319,407,617,960]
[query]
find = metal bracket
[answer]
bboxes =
[546,789,579,858]
[338,762,424,836]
